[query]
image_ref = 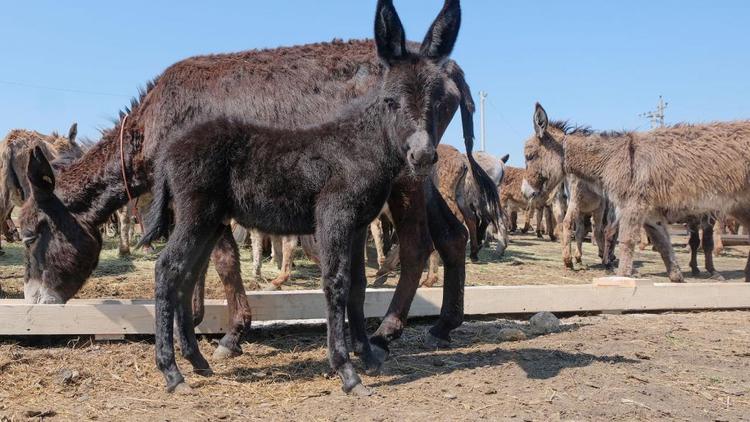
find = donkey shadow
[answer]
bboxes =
[223,320,636,387]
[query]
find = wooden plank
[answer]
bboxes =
[0,283,749,336]
[719,234,750,246]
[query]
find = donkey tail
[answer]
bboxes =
[138,174,171,248]
[448,61,502,228]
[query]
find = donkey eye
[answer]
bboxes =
[21,229,38,246]
[383,97,400,110]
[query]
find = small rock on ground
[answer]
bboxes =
[530,311,560,334]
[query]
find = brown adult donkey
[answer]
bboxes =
[19,0,497,365]
[523,103,750,282]
[0,125,83,254]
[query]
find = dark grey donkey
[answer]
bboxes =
[136,0,462,395]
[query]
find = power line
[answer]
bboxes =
[0,79,130,98]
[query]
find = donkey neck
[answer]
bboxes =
[54,129,149,228]
[562,133,625,186]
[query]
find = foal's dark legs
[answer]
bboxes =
[425,180,468,345]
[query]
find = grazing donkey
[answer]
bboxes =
[523,103,750,282]
[0,125,82,254]
[130,0,463,395]
[21,0,485,387]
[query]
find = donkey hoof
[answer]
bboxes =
[194,366,214,377]
[691,268,700,276]
[423,332,451,350]
[172,382,194,395]
[421,276,439,288]
[349,383,373,397]
[709,272,726,281]
[263,283,281,291]
[669,273,685,283]
[369,343,390,367]
[212,344,242,361]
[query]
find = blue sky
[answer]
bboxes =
[1,1,748,166]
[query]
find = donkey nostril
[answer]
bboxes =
[409,152,416,162]
[432,152,438,164]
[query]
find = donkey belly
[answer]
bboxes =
[233,201,316,236]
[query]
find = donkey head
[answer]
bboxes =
[522,103,565,199]
[19,147,101,303]
[374,0,462,177]
[47,123,85,171]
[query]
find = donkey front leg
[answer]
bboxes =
[688,221,701,276]
[426,180,468,346]
[561,201,578,269]
[347,227,380,375]
[701,219,724,280]
[155,222,222,392]
[317,217,368,395]
[574,215,586,265]
[250,229,263,280]
[616,210,645,278]
[268,235,297,290]
[370,179,431,357]
[212,226,254,360]
[115,205,132,256]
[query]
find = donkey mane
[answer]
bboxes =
[549,120,631,138]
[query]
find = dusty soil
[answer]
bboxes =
[0,311,749,421]
[1,227,748,300]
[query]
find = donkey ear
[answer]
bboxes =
[27,146,56,202]
[533,103,549,138]
[500,153,510,164]
[374,0,407,65]
[67,123,78,144]
[420,0,461,60]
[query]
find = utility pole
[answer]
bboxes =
[479,90,488,151]
[639,95,668,129]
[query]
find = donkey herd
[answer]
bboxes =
[0,0,748,396]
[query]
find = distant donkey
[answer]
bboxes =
[0,124,82,254]
[128,0,465,395]
[523,103,750,282]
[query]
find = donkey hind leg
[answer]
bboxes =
[592,206,606,262]
[701,218,724,280]
[271,235,283,270]
[643,220,684,283]
[425,180,468,346]
[155,220,223,392]
[268,235,297,290]
[465,213,480,263]
[370,180,431,357]
[545,206,557,241]
[616,210,645,279]
[421,251,440,287]
[713,219,725,256]
[116,205,132,256]
[317,217,368,395]
[212,226,254,360]
[348,227,380,375]
[688,221,701,276]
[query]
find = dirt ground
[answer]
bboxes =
[0,311,748,421]
[1,227,749,420]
